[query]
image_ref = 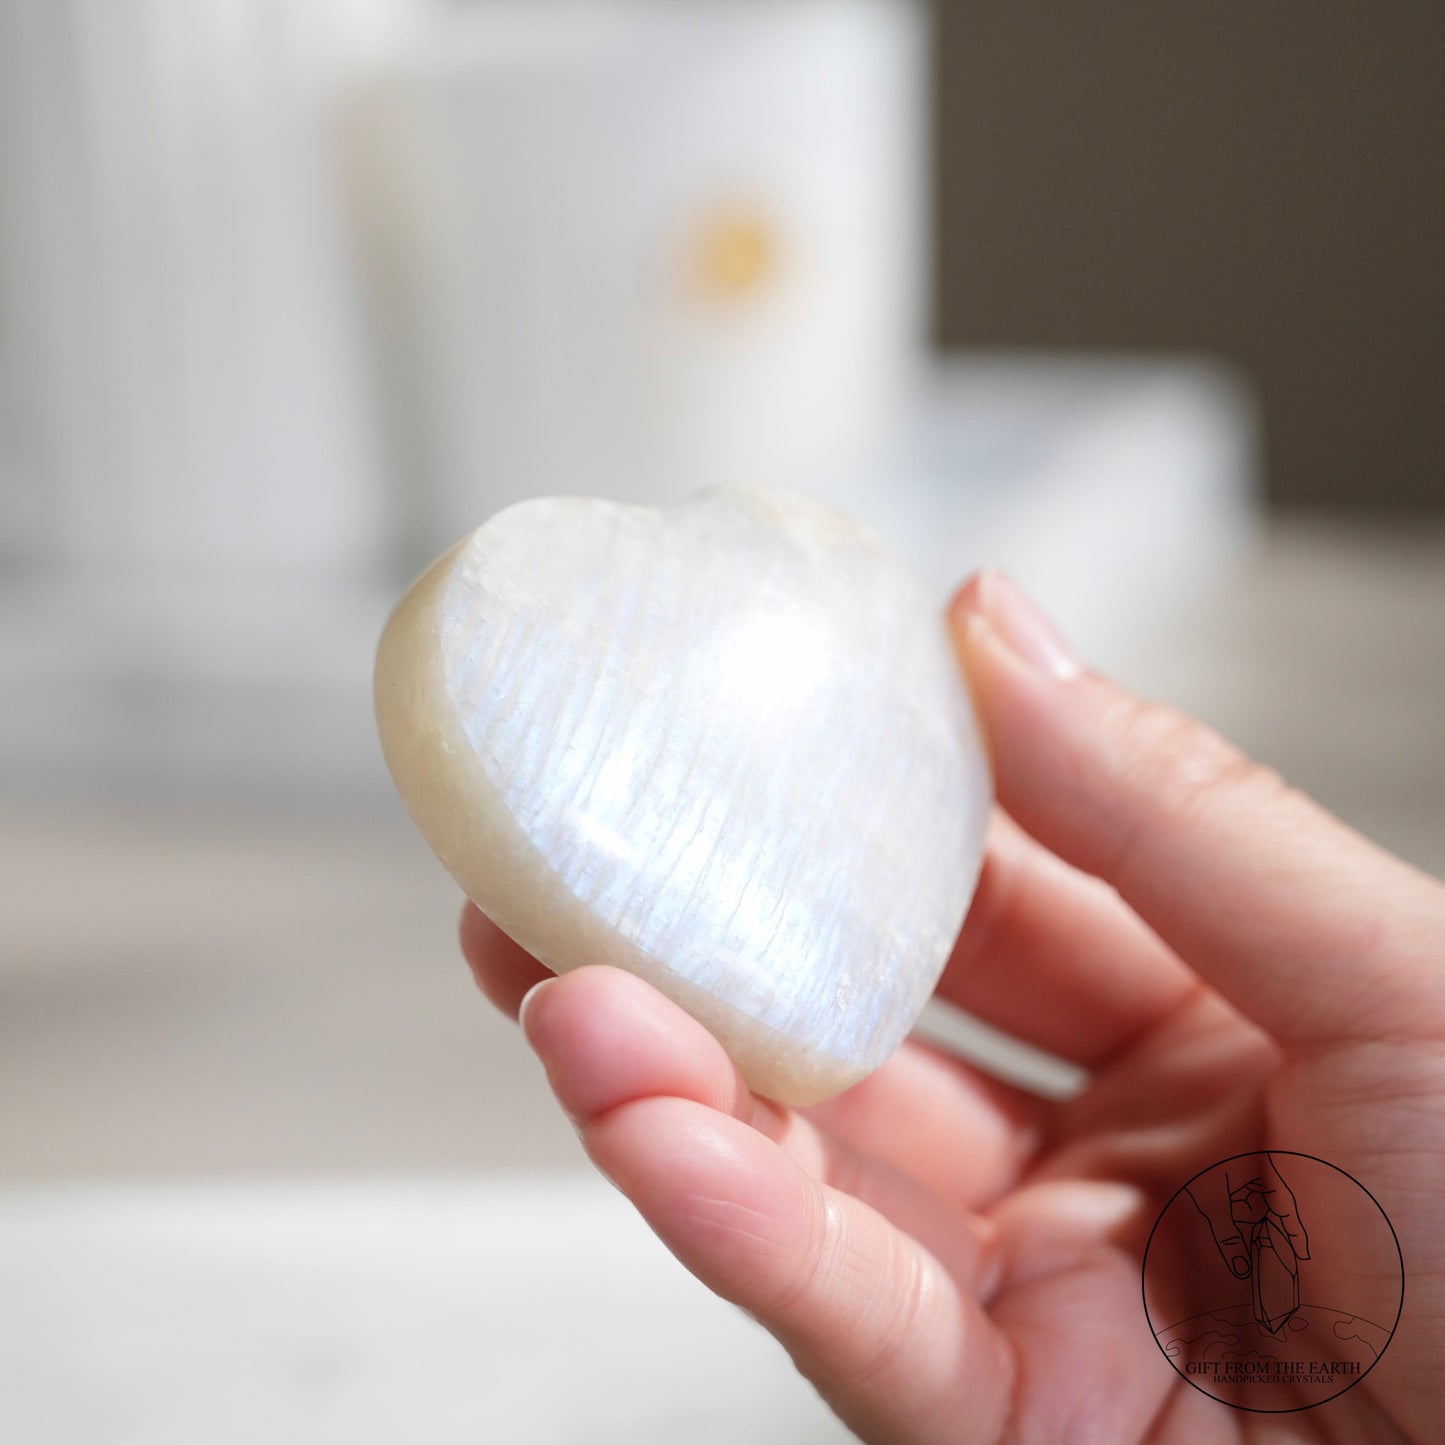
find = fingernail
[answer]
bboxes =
[975,570,1081,681]
[517,977,552,1039]
[1231,1254,1251,1278]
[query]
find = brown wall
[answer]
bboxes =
[931,3,1445,511]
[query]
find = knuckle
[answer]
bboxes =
[1105,695,1281,824]
[1099,695,1288,882]
[850,1243,934,1391]
[765,1189,838,1319]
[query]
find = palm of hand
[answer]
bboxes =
[926,998,1426,1443]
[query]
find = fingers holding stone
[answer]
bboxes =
[516,964,759,1126]
[460,908,1048,1214]
[937,811,1202,1070]
[521,966,1000,1295]
[802,1040,1046,1212]
[951,569,1445,1047]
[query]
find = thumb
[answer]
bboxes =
[950,570,1445,1049]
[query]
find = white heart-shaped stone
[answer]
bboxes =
[375,488,991,1104]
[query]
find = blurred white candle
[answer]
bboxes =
[343,0,928,568]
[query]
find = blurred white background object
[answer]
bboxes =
[0,0,393,580]
[0,0,1259,798]
[0,356,1257,796]
[879,356,1259,670]
[346,0,928,570]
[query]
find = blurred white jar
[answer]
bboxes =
[343,0,928,570]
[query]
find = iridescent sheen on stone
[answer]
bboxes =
[375,488,990,1104]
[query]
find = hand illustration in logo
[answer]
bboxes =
[1187,1153,1311,1335]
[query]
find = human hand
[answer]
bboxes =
[460,570,1445,1443]
[1184,1150,1312,1344]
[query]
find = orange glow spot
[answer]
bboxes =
[693,209,779,301]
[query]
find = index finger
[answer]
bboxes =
[951,570,1445,1048]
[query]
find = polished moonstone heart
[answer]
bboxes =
[375,488,991,1104]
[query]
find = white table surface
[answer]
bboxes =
[0,1175,854,1445]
